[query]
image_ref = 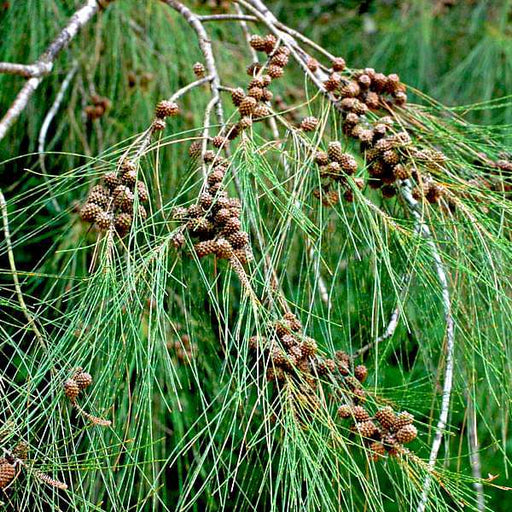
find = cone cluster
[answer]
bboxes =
[313,141,364,204]
[338,402,417,460]
[79,159,149,235]
[168,333,197,364]
[174,150,252,264]
[63,368,93,403]
[84,94,111,120]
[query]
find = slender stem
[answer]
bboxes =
[198,14,257,22]
[0,190,47,351]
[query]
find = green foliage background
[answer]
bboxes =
[0,1,511,511]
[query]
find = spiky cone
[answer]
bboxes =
[194,240,216,258]
[155,100,179,118]
[238,96,257,116]
[267,367,286,383]
[396,424,417,444]
[383,150,400,166]
[95,211,113,231]
[281,334,297,349]
[252,104,270,119]
[115,213,132,234]
[339,97,357,112]
[324,72,341,92]
[215,238,233,259]
[121,167,137,187]
[270,346,288,368]
[344,375,361,391]
[238,116,253,131]
[331,57,346,72]
[136,181,149,202]
[193,62,206,78]
[283,312,302,332]
[324,161,341,179]
[261,88,273,102]
[339,154,358,175]
[212,135,226,148]
[327,141,343,162]
[385,73,401,93]
[230,88,246,108]
[222,217,242,236]
[233,248,253,265]
[188,140,202,158]
[352,405,370,422]
[370,72,387,93]
[267,65,283,79]
[249,34,266,51]
[355,420,377,438]
[337,404,352,419]
[369,441,386,461]
[314,151,329,166]
[79,203,102,223]
[64,378,79,402]
[352,100,369,116]
[340,81,360,98]
[103,172,120,190]
[228,230,249,249]
[171,232,185,249]
[300,116,318,132]
[354,365,368,383]
[263,34,277,53]
[246,62,262,77]
[352,387,366,404]
[274,320,291,339]
[393,164,411,181]
[375,406,396,429]
[270,53,289,68]
[74,371,92,390]
[357,73,372,89]
[0,459,15,489]
[394,411,414,430]
[300,337,317,357]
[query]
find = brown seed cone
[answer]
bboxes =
[315,151,329,166]
[187,204,203,218]
[281,334,297,349]
[324,72,341,92]
[375,138,394,153]
[115,212,132,233]
[336,350,351,365]
[373,123,388,139]
[231,87,246,107]
[353,405,370,422]
[120,159,136,172]
[327,141,343,162]
[137,205,147,221]
[383,150,400,166]
[300,337,318,357]
[239,116,253,130]
[264,34,277,53]
[300,116,318,132]
[136,181,149,202]
[193,62,206,78]
[249,34,266,51]
[352,100,369,116]
[195,240,217,258]
[283,312,301,332]
[207,170,225,187]
[252,104,270,119]
[307,57,319,72]
[261,88,273,102]
[369,441,386,461]
[247,87,263,101]
[153,119,165,132]
[233,248,253,265]
[353,387,366,404]
[239,96,257,116]
[89,184,109,197]
[171,232,186,248]
[354,365,368,383]
[339,154,358,175]
[0,460,16,489]
[95,211,113,231]
[385,73,401,93]
[339,97,357,112]
[393,164,411,181]
[396,424,417,444]
[80,203,102,223]
[246,62,262,77]
[222,217,241,235]
[155,100,179,118]
[212,135,226,148]
[214,208,231,225]
[270,53,289,68]
[228,230,249,249]
[270,346,288,367]
[12,442,28,461]
[375,406,396,429]
[103,172,120,190]
[426,183,442,203]
[344,375,361,390]
[215,238,233,259]
[340,81,361,98]
[337,404,352,419]
[199,192,213,210]
[371,72,387,93]
[188,140,202,158]
[358,129,374,144]
[358,74,372,89]
[64,378,80,401]
[267,65,283,79]
[113,185,133,209]
[188,218,214,236]
[121,169,137,187]
[274,321,291,339]
[344,113,360,126]
[355,420,377,438]
[394,411,414,430]
[331,57,346,72]
[75,371,92,390]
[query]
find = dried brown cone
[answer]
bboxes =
[307,57,319,72]
[64,378,80,402]
[324,72,341,92]
[270,53,289,68]
[358,74,372,89]
[137,205,148,221]
[339,154,358,175]
[171,232,186,249]
[263,34,277,54]
[354,365,368,383]
[300,116,319,132]
[246,62,262,77]
[300,337,318,357]
[215,238,234,259]
[270,346,288,367]
[80,203,102,223]
[261,88,273,102]
[352,405,370,422]
[74,371,93,390]
[355,420,377,438]
[267,65,283,79]
[188,140,202,158]
[194,240,216,258]
[383,150,400,166]
[121,168,137,187]
[327,141,343,162]
[113,185,133,210]
[233,248,253,265]
[136,181,149,202]
[369,441,386,461]
[212,135,226,148]
[228,231,249,249]
[155,100,180,118]
[281,334,297,349]
[103,172,120,190]
[340,81,360,98]
[12,442,28,461]
[95,211,113,231]
[239,116,253,130]
[253,104,270,119]
[315,151,329,166]
[193,62,206,78]
[231,87,246,107]
[115,212,132,233]
[239,96,257,116]
[0,459,16,489]
[337,404,352,419]
[249,34,266,51]
[371,72,387,93]
[222,217,242,236]
[375,406,396,429]
[331,57,346,72]
[393,164,411,181]
[394,411,414,430]
[396,424,418,444]
[283,312,302,332]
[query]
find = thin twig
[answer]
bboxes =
[0,190,47,351]
[198,14,257,22]
[355,306,400,358]
[399,180,455,512]
[0,0,105,142]
[38,62,78,212]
